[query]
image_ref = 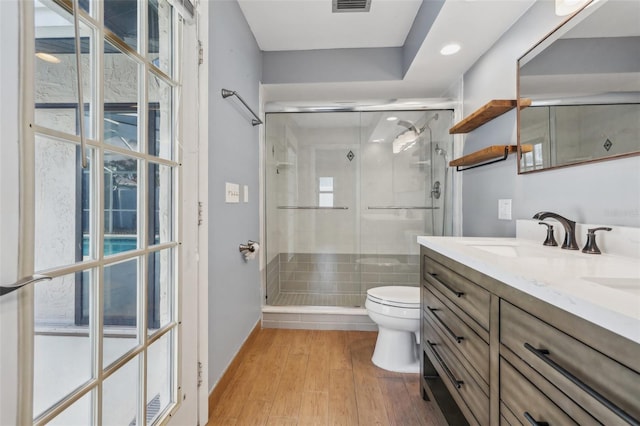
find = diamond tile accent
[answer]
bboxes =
[604,139,613,151]
[347,150,355,161]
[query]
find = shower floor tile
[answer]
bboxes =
[269,292,366,307]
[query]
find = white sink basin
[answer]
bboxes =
[466,243,546,258]
[582,277,640,296]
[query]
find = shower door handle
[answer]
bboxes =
[1,275,52,296]
[277,206,349,210]
[367,206,439,210]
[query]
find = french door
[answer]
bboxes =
[0,0,201,424]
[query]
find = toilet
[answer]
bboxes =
[365,286,421,373]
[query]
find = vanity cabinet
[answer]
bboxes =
[421,251,494,425]
[500,299,640,425]
[420,246,640,426]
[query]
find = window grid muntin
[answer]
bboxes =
[31,0,181,424]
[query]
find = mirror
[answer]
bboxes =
[517,0,640,173]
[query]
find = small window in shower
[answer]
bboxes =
[318,177,334,207]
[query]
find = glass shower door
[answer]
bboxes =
[265,112,361,306]
[358,111,445,298]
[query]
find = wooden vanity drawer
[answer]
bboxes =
[423,286,489,384]
[500,300,640,425]
[424,316,489,426]
[423,256,490,330]
[500,358,578,426]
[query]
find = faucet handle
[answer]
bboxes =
[538,222,558,246]
[582,227,612,254]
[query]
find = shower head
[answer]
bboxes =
[397,120,418,133]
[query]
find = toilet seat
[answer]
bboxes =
[366,286,420,309]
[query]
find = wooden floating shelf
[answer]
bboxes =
[449,98,531,134]
[449,144,533,170]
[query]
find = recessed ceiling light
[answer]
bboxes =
[372,138,384,143]
[440,43,461,56]
[35,52,61,63]
[386,116,398,121]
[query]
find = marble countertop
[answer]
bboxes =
[417,235,640,344]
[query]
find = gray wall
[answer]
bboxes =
[263,47,403,84]
[208,0,262,391]
[461,1,640,237]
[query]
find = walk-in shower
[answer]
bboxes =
[264,110,453,307]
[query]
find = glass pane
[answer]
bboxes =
[148,248,173,334]
[264,113,360,307]
[103,258,139,368]
[102,354,140,426]
[319,193,333,207]
[47,390,93,426]
[34,0,93,138]
[104,40,139,151]
[148,72,173,159]
[104,0,138,52]
[319,177,333,192]
[148,0,173,76]
[147,331,174,424]
[34,271,94,418]
[35,136,93,271]
[148,163,173,245]
[104,107,140,152]
[80,0,91,15]
[104,151,138,254]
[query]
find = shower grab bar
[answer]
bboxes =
[278,206,349,210]
[221,89,263,126]
[1,275,52,296]
[368,206,440,210]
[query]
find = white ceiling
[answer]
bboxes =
[237,0,538,103]
[238,0,423,51]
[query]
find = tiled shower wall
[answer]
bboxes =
[266,255,280,302]
[266,253,420,306]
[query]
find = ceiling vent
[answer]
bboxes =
[332,0,371,13]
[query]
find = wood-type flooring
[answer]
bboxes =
[207,328,448,426]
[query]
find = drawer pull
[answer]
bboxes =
[523,411,549,426]
[427,340,463,389]
[428,273,464,298]
[524,343,640,426]
[427,306,464,343]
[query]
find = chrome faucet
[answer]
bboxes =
[532,211,579,250]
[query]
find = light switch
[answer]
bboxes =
[244,185,249,203]
[225,182,240,203]
[498,199,512,220]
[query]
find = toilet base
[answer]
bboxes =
[371,327,420,373]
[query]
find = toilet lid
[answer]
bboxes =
[367,286,420,308]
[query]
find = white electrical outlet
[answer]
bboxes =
[225,182,240,203]
[498,199,512,220]
[244,185,249,203]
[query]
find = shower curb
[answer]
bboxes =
[262,306,377,331]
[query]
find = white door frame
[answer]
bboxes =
[195,1,210,424]
[167,1,207,424]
